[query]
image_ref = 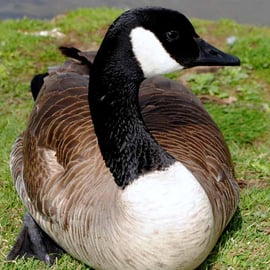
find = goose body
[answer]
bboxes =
[8,7,240,270]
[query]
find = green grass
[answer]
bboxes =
[0,7,270,269]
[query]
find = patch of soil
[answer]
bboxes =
[237,178,270,189]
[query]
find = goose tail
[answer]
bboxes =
[30,72,48,100]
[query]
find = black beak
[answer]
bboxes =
[188,37,240,67]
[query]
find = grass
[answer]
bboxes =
[0,7,270,270]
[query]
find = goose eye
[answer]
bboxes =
[165,30,180,42]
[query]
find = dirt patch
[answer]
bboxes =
[237,178,270,189]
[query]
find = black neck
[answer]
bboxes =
[88,30,175,188]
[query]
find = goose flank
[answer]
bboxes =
[8,7,240,270]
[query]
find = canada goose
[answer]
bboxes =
[8,7,240,270]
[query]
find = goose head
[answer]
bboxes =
[93,7,240,79]
[130,8,240,77]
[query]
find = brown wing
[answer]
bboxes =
[13,53,111,217]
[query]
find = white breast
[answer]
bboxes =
[118,161,215,269]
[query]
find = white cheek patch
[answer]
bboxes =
[130,27,184,78]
